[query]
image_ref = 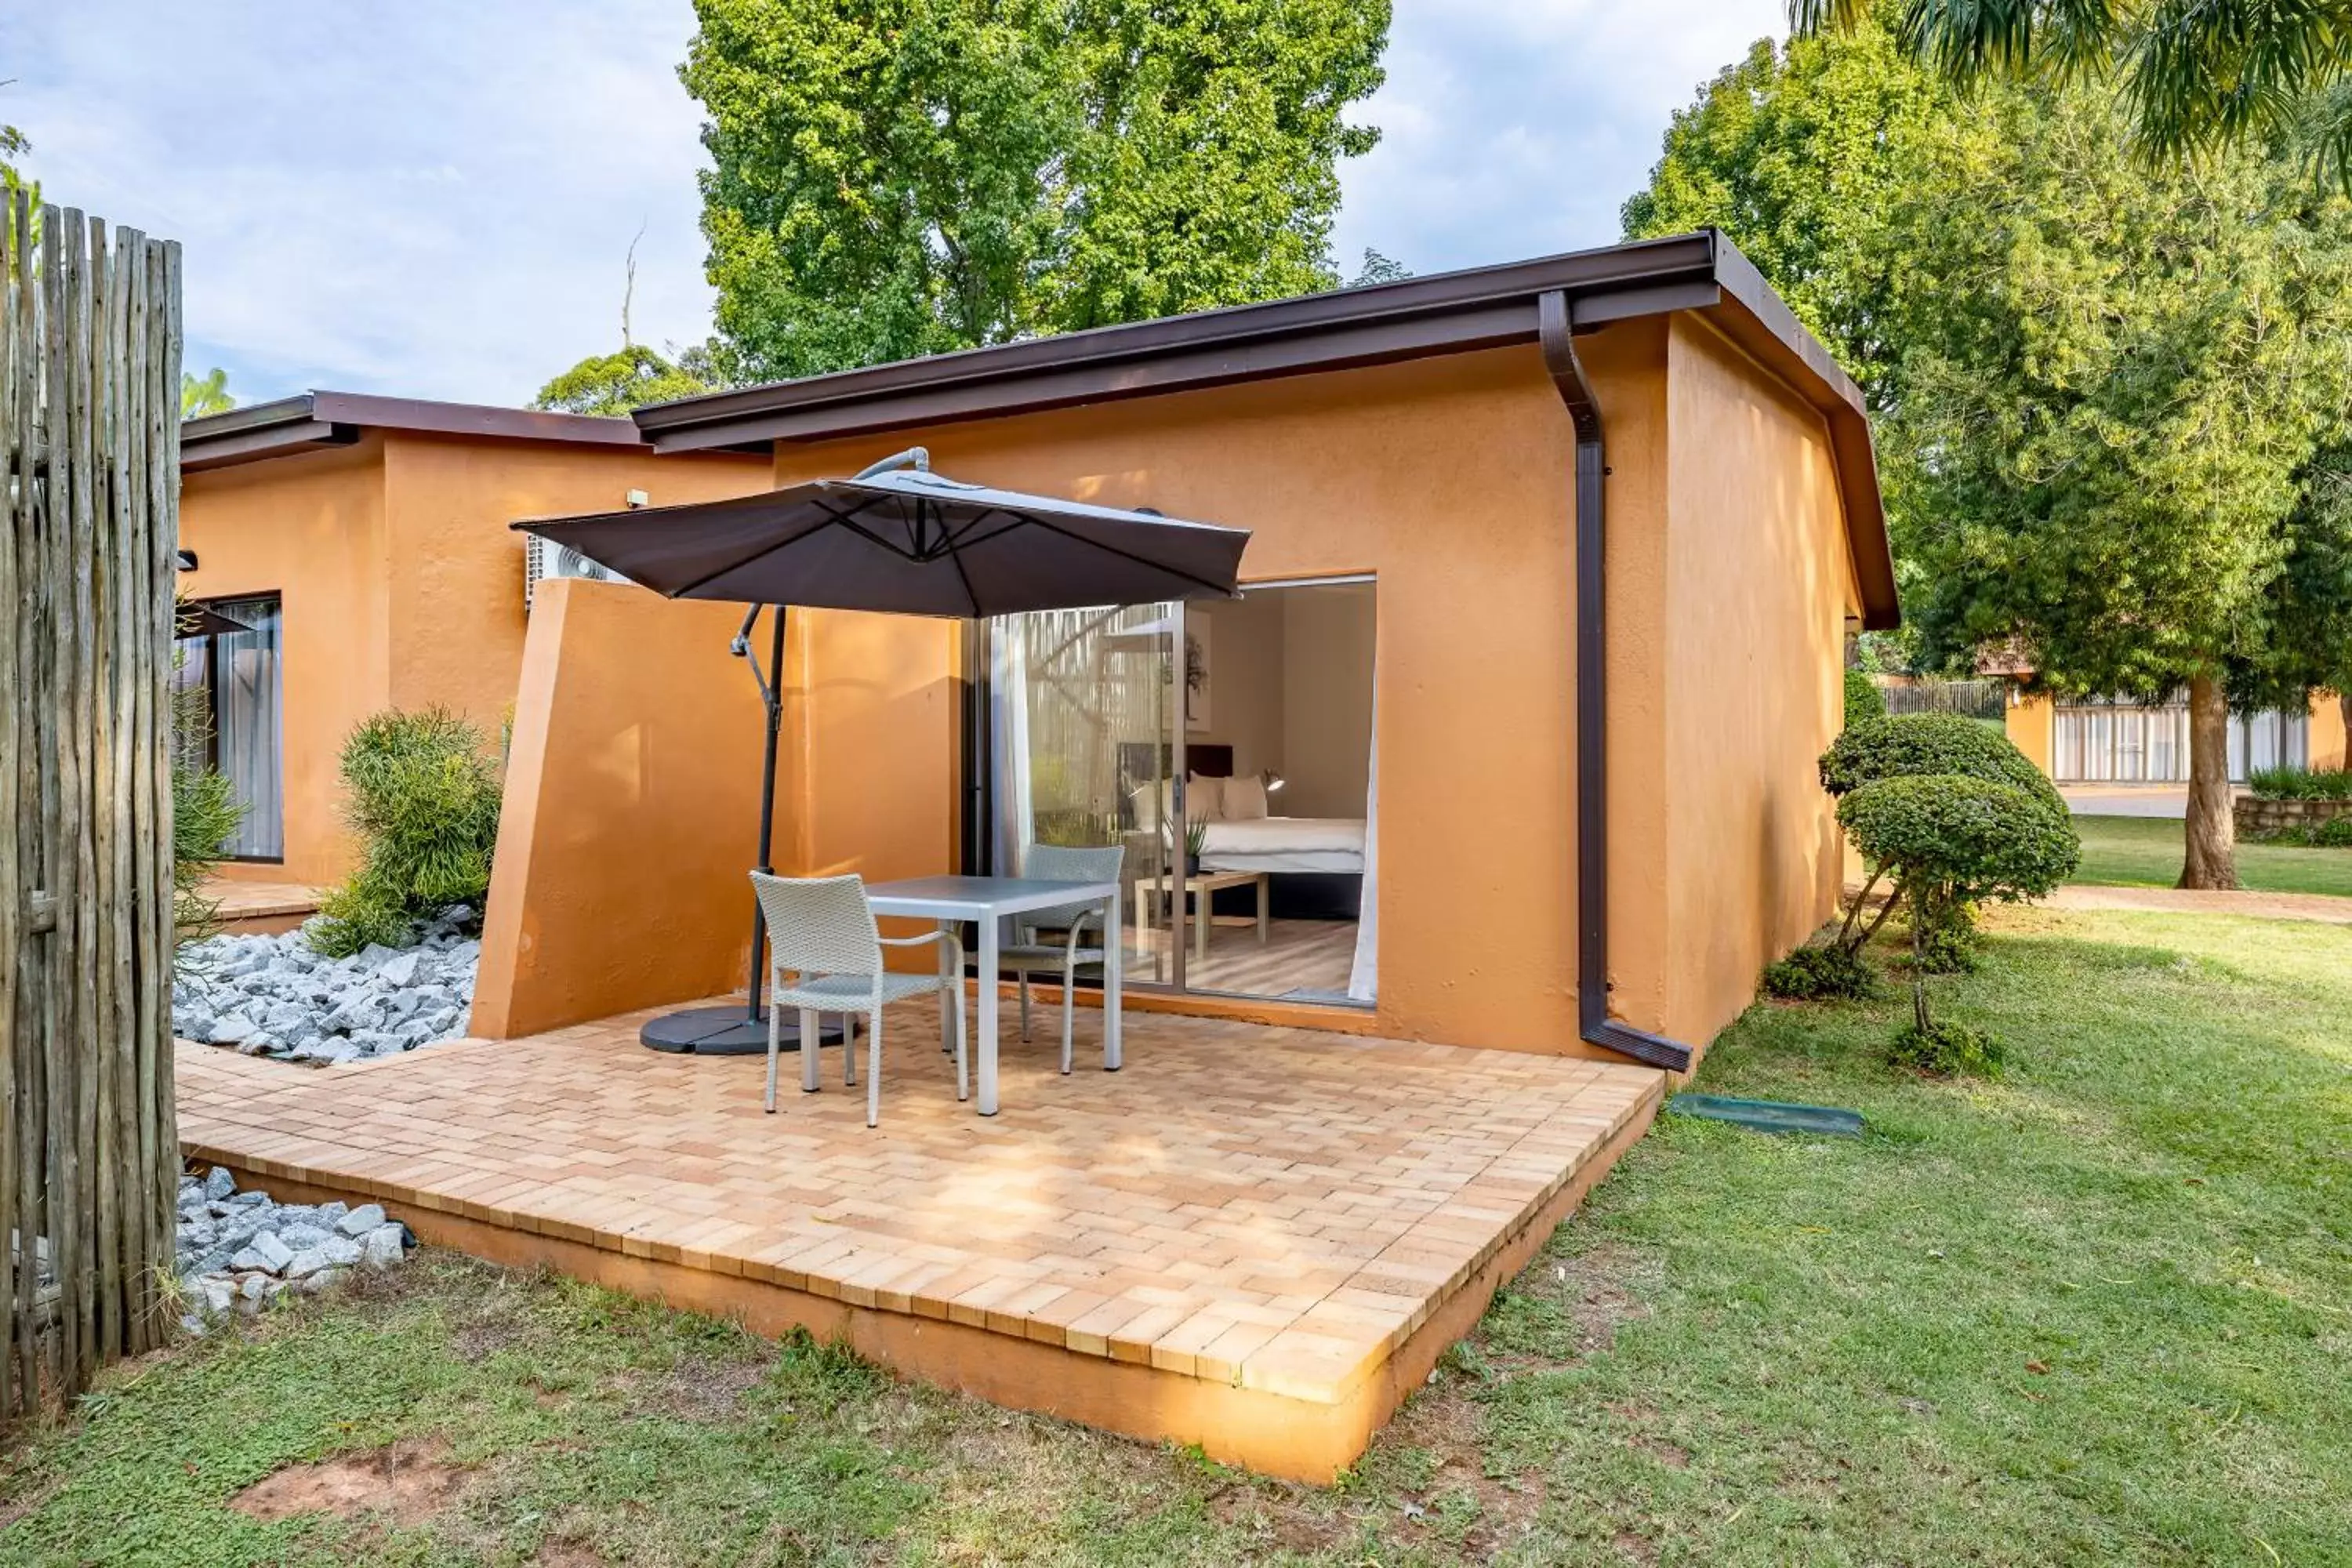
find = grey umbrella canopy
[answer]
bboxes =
[175,603,253,640]
[510,449,1250,1056]
[511,450,1248,616]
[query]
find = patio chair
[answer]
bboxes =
[997,844,1123,1074]
[749,871,966,1127]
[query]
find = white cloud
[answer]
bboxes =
[2,1,713,405]
[4,2,1783,405]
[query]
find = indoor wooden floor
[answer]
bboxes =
[1125,916,1362,1002]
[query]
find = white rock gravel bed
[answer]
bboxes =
[177,1166,413,1335]
[172,906,480,1066]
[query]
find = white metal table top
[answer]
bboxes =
[865,876,1120,919]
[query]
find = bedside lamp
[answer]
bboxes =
[1261,770,1285,793]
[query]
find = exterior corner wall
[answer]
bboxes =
[2310,690,2347,771]
[471,579,771,1039]
[1650,315,1857,1057]
[177,438,393,887]
[2009,691,2057,776]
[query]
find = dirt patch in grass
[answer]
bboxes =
[532,1541,609,1567]
[230,1436,473,1527]
[608,1351,774,1423]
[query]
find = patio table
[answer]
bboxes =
[864,876,1123,1116]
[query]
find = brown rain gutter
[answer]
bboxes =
[1539,290,1695,1076]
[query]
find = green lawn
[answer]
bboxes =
[2071,812,2352,897]
[4,907,2348,1566]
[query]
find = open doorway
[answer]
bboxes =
[1171,579,1375,1004]
[983,578,1377,1007]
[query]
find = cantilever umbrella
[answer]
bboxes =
[513,448,1250,1054]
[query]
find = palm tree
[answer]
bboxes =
[1791,1,2352,183]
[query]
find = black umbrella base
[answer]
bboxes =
[640,1004,846,1056]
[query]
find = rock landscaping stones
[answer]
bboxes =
[174,905,478,1067]
[176,1167,414,1328]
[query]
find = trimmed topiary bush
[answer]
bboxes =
[1763,943,1878,1000]
[1838,773,2078,1069]
[1843,669,1888,730]
[307,707,503,958]
[1820,713,2064,813]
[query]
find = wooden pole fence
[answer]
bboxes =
[0,200,182,1421]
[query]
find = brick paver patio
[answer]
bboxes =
[179,1000,1662,1478]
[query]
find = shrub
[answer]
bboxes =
[1839,773,2078,1061]
[307,707,503,958]
[2246,765,2352,800]
[1888,1018,2005,1076]
[2316,815,2352,848]
[1763,944,1877,1000]
[1814,715,2073,963]
[1843,669,1887,729]
[1820,713,2063,815]
[1908,900,1981,975]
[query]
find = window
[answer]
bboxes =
[175,594,285,860]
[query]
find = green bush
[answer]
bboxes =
[307,707,503,958]
[1887,1018,2005,1076]
[1838,773,2077,1061]
[1820,713,2064,816]
[2247,765,2352,800]
[1843,669,1888,729]
[1762,943,1877,1000]
[2316,815,2352,848]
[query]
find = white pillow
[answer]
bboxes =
[1186,774,1226,822]
[1221,774,1268,820]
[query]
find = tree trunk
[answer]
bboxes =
[2180,674,2239,891]
[2341,691,2350,765]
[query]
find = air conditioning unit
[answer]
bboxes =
[523,535,630,613]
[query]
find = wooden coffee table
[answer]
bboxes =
[1135,869,1270,962]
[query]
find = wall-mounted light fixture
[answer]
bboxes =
[175,548,198,572]
[1261,770,1285,793]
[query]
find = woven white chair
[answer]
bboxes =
[749,871,966,1127]
[997,844,1123,1074]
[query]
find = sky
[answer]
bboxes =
[2,1,1785,408]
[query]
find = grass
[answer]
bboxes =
[4,907,2349,1565]
[2070,813,2352,898]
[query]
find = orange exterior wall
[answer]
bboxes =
[176,434,767,887]
[2313,692,2347,771]
[2008,692,2056,777]
[472,579,775,1039]
[1650,317,1858,1047]
[479,327,1876,1057]
[179,440,392,887]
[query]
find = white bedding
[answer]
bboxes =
[1197,816,1366,874]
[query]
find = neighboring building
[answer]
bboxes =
[177,394,771,887]
[2005,691,2347,785]
[474,230,1902,1073]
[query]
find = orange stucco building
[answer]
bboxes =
[474,232,1902,1074]
[177,394,770,887]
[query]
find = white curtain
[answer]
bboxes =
[214,597,283,859]
[1348,701,1378,1002]
[989,621,1033,876]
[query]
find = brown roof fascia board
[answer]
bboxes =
[623,230,1897,628]
[630,232,1724,452]
[182,391,648,474]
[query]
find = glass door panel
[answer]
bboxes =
[991,604,1181,986]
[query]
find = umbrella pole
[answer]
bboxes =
[746,604,786,1020]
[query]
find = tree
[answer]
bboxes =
[1889,94,2352,887]
[2237,452,2352,751]
[1628,24,2352,887]
[533,343,717,416]
[1791,0,2352,187]
[181,367,235,419]
[681,0,1389,383]
[1346,248,1410,288]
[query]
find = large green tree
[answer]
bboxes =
[180,368,235,419]
[681,0,1388,383]
[1793,0,2352,186]
[1628,25,2352,887]
[533,343,717,417]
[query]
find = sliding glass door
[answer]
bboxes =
[989,604,1185,985]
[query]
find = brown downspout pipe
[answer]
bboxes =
[1539,290,1695,1076]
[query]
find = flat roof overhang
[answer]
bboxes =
[629,230,1898,630]
[182,391,651,474]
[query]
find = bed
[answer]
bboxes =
[1196,816,1365,875]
